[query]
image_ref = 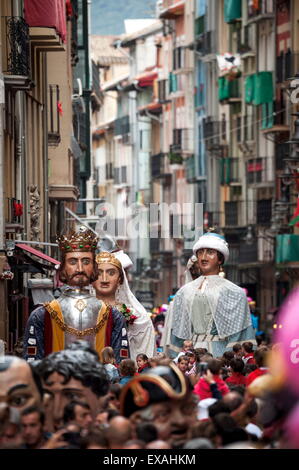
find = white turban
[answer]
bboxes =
[192,233,229,262]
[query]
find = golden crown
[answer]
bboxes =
[56,226,99,253]
[95,252,122,270]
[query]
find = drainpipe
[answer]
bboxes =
[43,54,49,253]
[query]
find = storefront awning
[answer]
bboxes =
[16,244,60,265]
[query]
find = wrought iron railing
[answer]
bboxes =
[3,16,30,76]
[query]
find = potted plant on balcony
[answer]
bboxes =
[168,151,183,169]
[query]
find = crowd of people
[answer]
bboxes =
[1,227,299,451]
[0,336,297,450]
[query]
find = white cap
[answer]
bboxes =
[113,250,133,269]
[193,233,229,262]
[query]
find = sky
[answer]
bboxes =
[91,0,157,36]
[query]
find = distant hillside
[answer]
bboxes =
[91,0,157,35]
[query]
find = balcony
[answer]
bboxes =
[220,158,241,185]
[203,117,227,150]
[184,155,196,183]
[114,115,130,136]
[218,77,241,103]
[91,60,102,112]
[158,0,185,19]
[256,199,272,225]
[5,198,24,234]
[172,128,194,154]
[2,16,31,89]
[246,157,274,185]
[195,31,216,56]
[247,0,275,23]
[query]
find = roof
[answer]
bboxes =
[90,35,129,65]
[118,19,163,47]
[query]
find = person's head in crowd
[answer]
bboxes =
[185,351,196,368]
[135,422,158,443]
[80,427,108,449]
[183,340,193,352]
[35,349,109,431]
[222,392,244,412]
[233,344,243,358]
[194,348,208,361]
[136,354,150,373]
[206,358,222,376]
[208,401,231,418]
[177,355,189,374]
[242,342,254,355]
[63,400,93,431]
[100,346,116,365]
[13,337,24,358]
[183,438,214,449]
[0,421,23,449]
[222,351,235,366]
[20,406,45,449]
[105,416,132,449]
[119,359,136,378]
[220,366,229,381]
[149,354,166,368]
[107,383,122,410]
[190,419,220,448]
[212,412,248,447]
[120,363,198,448]
[244,364,258,375]
[146,440,172,449]
[254,347,269,367]
[66,340,99,360]
[123,439,145,449]
[0,356,42,416]
[230,358,245,375]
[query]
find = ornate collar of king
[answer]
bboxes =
[62,287,94,299]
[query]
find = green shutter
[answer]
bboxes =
[218,77,230,101]
[224,0,242,23]
[262,102,274,129]
[276,235,299,263]
[245,75,254,104]
[253,72,274,105]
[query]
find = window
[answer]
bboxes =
[48,84,61,145]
